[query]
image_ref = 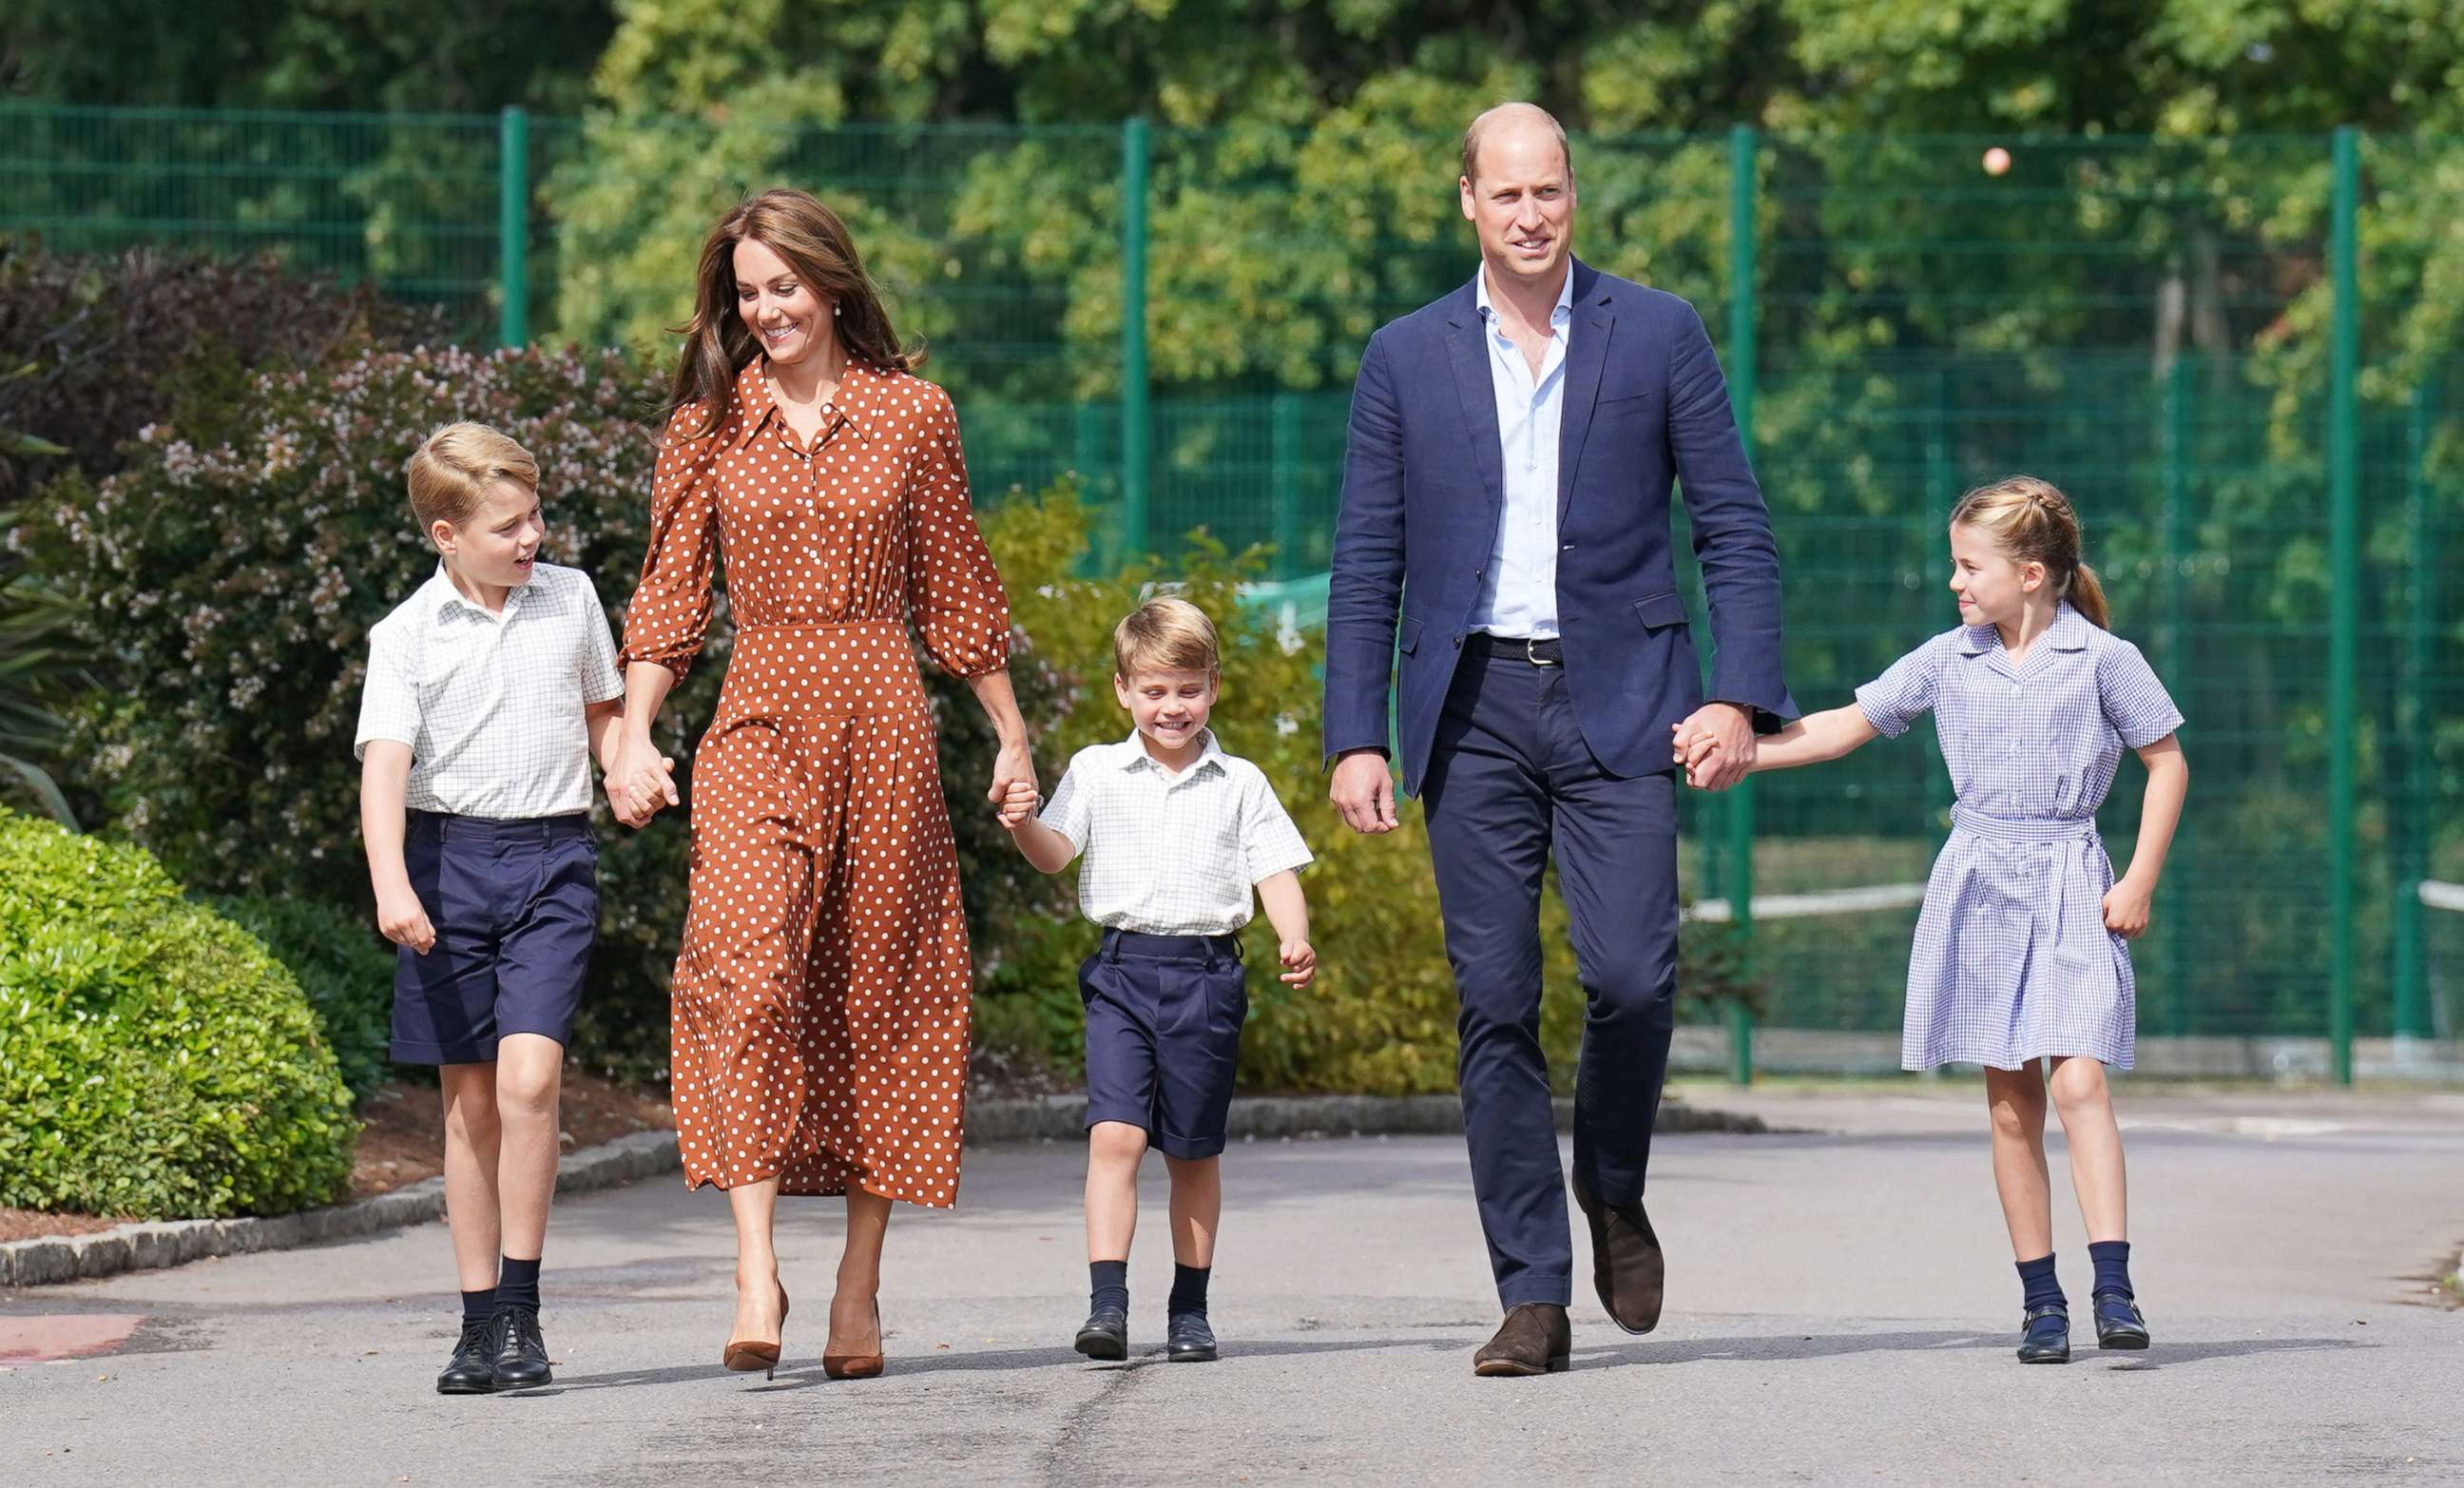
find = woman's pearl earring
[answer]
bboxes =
[833,303,841,317]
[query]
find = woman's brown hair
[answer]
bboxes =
[663,188,921,440]
[1948,474,2110,628]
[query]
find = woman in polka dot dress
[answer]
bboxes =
[608,189,1035,1380]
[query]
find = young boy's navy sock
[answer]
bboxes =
[1166,1264,1210,1317]
[1089,1259,1129,1315]
[2016,1253,2065,1311]
[496,1254,543,1313]
[2086,1240,2133,1300]
[461,1288,496,1329]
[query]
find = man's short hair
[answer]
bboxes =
[1460,102,1575,190]
[405,422,538,533]
[1113,596,1221,678]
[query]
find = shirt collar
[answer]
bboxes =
[423,563,528,623]
[1957,602,2090,657]
[1474,262,1575,328]
[1112,727,1226,778]
[731,358,877,450]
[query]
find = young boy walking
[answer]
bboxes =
[1001,597,1317,1363]
[356,422,669,1394]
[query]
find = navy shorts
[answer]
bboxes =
[392,810,598,1065]
[1080,929,1247,1160]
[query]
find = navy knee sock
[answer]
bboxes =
[1167,1264,1210,1318]
[2016,1253,2065,1312]
[2087,1240,2133,1300]
[1089,1259,1128,1315]
[460,1288,496,1330]
[495,1254,542,1314]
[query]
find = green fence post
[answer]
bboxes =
[1270,392,1301,580]
[497,106,529,350]
[2326,126,2361,1086]
[1120,117,1152,562]
[2392,375,2436,1047]
[1724,123,1760,1086]
[2162,352,2194,1037]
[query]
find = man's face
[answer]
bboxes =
[1460,117,1575,289]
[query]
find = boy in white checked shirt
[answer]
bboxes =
[356,423,672,1396]
[1002,596,1316,1364]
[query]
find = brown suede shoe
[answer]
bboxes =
[1472,1304,1571,1377]
[1572,1172,1665,1335]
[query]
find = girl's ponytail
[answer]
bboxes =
[1949,475,2110,628]
[2068,561,2109,629]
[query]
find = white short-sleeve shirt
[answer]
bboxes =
[354,561,624,819]
[1038,729,1315,935]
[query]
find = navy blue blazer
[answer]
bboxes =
[1322,260,1797,797]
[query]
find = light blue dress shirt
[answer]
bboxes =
[1469,264,1574,639]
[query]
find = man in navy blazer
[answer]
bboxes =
[1324,103,1796,1376]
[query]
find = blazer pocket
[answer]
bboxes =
[1396,615,1423,654]
[1632,590,1688,630]
[1596,390,1660,410]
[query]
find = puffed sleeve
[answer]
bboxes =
[904,386,1011,678]
[1854,635,1945,739]
[2097,637,2185,748]
[618,404,724,682]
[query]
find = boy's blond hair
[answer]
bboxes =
[1113,596,1220,678]
[406,422,539,537]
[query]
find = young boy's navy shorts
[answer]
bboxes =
[1079,928,1247,1159]
[392,810,598,1065]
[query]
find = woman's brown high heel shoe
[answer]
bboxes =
[822,1300,883,1380]
[722,1282,789,1380]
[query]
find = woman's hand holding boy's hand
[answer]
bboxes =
[607,740,680,827]
[997,778,1040,829]
[376,884,436,955]
[1278,939,1318,989]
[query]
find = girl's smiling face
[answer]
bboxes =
[1947,520,2044,628]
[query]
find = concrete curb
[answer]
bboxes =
[1,1097,1765,1288]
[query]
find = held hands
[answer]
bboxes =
[1670,704,1756,791]
[997,778,1040,829]
[988,737,1037,822]
[1279,938,1318,989]
[2102,877,2154,938]
[375,883,436,955]
[606,739,681,828]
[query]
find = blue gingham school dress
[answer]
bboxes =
[1855,603,2185,1071]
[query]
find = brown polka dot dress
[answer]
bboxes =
[621,359,1010,1208]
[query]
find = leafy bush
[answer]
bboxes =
[0,808,356,1218]
[210,895,403,1101]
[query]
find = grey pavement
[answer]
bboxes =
[8,1084,2461,1485]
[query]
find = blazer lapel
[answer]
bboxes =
[1445,312,1507,531]
[1557,265,1611,523]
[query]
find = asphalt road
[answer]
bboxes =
[9,1083,2459,1485]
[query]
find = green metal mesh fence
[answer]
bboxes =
[5,106,2456,1070]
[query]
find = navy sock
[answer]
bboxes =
[495,1255,542,1314]
[1089,1259,1128,1315]
[460,1288,496,1329]
[2087,1240,2133,1300]
[2016,1253,2065,1311]
[1167,1264,1211,1318]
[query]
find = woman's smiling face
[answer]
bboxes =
[733,238,831,367]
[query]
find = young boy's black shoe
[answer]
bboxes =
[2092,1291,2149,1349]
[491,1305,553,1388]
[1165,1312,1218,1362]
[1074,1305,1128,1361]
[2016,1302,2070,1364]
[437,1321,500,1394]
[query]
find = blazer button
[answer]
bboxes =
[1452,635,1463,648]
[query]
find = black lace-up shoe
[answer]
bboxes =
[1165,1312,1218,1362]
[491,1305,553,1389]
[436,1320,499,1394]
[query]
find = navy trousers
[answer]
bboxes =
[1420,639,1681,1308]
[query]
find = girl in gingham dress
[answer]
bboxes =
[1676,476,2187,1365]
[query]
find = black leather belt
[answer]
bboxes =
[1466,632,1563,667]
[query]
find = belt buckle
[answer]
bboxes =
[1526,636,1557,667]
